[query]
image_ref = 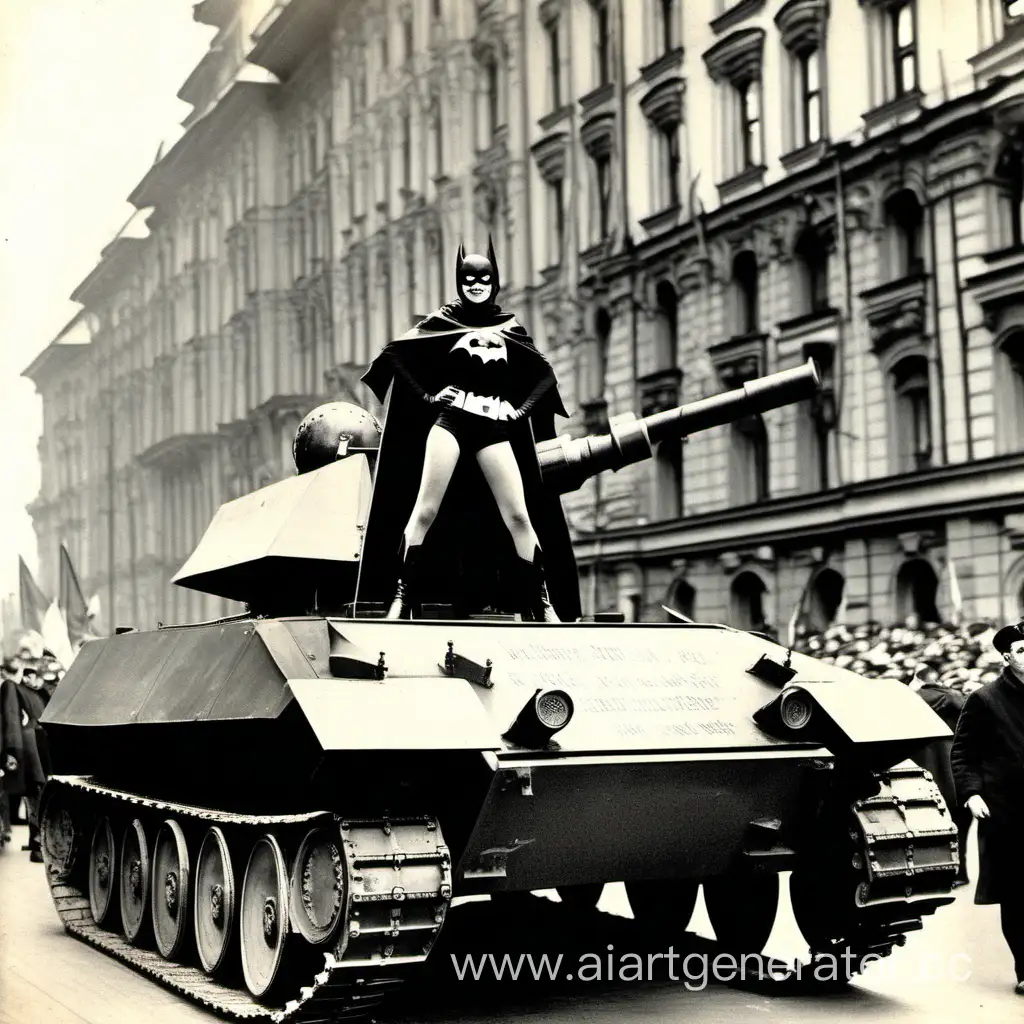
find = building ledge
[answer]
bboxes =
[136,433,221,470]
[970,20,1024,89]
[193,0,233,27]
[572,451,1024,562]
[530,130,570,185]
[639,203,682,237]
[708,331,768,382]
[248,0,335,79]
[638,367,683,415]
[964,244,1024,330]
[862,88,924,137]
[579,82,616,116]
[639,76,685,131]
[710,0,767,37]
[776,307,840,346]
[640,46,685,84]
[717,164,766,205]
[860,272,928,354]
[780,138,830,175]
[538,104,574,133]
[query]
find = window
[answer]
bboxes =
[432,100,445,178]
[738,80,763,168]
[884,189,924,278]
[806,569,845,632]
[658,125,681,208]
[658,0,676,53]
[479,55,500,145]
[735,413,769,502]
[403,15,414,62]
[594,2,611,86]
[401,108,412,191]
[546,178,565,268]
[794,229,830,314]
[730,571,768,631]
[407,239,417,321]
[432,0,442,17]
[595,153,612,240]
[547,21,562,109]
[994,143,1024,248]
[891,2,917,96]
[895,559,940,623]
[584,307,612,401]
[732,251,759,334]
[891,354,931,471]
[996,330,1024,453]
[797,49,822,146]
[381,30,390,70]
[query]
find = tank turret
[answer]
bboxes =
[172,360,821,614]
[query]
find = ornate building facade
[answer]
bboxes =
[23,0,1024,633]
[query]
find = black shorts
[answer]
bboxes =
[434,407,510,454]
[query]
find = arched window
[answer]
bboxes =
[794,228,830,314]
[732,250,759,335]
[895,559,940,624]
[806,568,845,633]
[993,142,1024,249]
[667,579,695,620]
[581,306,612,417]
[884,189,924,279]
[996,328,1024,452]
[890,354,931,471]
[730,571,768,631]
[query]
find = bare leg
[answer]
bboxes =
[404,424,462,546]
[476,441,539,560]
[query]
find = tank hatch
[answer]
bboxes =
[173,455,372,613]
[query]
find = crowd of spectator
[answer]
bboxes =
[0,631,62,860]
[792,617,1003,694]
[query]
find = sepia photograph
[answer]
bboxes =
[3,1,1024,1021]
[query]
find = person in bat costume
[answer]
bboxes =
[359,239,580,622]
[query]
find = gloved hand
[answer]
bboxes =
[431,385,462,406]
[3,754,16,772]
[966,794,990,820]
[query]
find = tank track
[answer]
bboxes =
[39,776,452,1022]
[783,762,958,985]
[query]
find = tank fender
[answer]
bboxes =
[753,677,950,767]
[288,676,502,751]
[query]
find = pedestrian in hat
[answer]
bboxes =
[951,621,1024,994]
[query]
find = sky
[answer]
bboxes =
[0,1,215,603]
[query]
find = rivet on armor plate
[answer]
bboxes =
[349,922,361,938]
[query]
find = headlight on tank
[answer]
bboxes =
[779,688,813,730]
[503,688,575,747]
[753,684,820,740]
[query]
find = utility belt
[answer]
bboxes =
[449,389,514,421]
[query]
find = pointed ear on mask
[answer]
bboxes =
[455,242,466,285]
[486,234,500,296]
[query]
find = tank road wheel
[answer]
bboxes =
[289,827,347,946]
[194,826,236,975]
[88,816,119,928]
[704,873,780,955]
[151,820,191,961]
[240,834,290,1001]
[625,879,699,934]
[556,883,604,912]
[120,819,151,945]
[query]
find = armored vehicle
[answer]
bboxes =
[38,360,958,1021]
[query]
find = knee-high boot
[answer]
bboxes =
[386,538,422,620]
[519,546,560,623]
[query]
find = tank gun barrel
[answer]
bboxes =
[538,359,820,495]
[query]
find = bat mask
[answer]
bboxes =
[455,237,500,306]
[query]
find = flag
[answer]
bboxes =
[41,600,75,671]
[19,557,50,634]
[59,543,92,645]
[947,555,963,626]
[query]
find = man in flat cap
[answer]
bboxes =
[952,621,1024,994]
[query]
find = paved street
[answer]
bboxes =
[2,822,1021,1024]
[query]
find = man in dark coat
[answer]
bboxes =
[11,662,50,862]
[951,622,1024,994]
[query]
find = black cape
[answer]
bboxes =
[357,302,581,620]
[951,669,1024,903]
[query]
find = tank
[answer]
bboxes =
[37,359,958,1020]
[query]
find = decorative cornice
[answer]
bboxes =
[580,112,616,159]
[638,367,683,416]
[708,331,768,383]
[717,163,766,204]
[530,131,570,184]
[862,89,924,136]
[580,82,616,115]
[640,46,685,84]
[860,272,929,354]
[774,0,829,53]
[538,0,564,28]
[639,77,685,131]
[710,0,767,36]
[702,27,765,85]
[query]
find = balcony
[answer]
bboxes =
[860,272,928,355]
